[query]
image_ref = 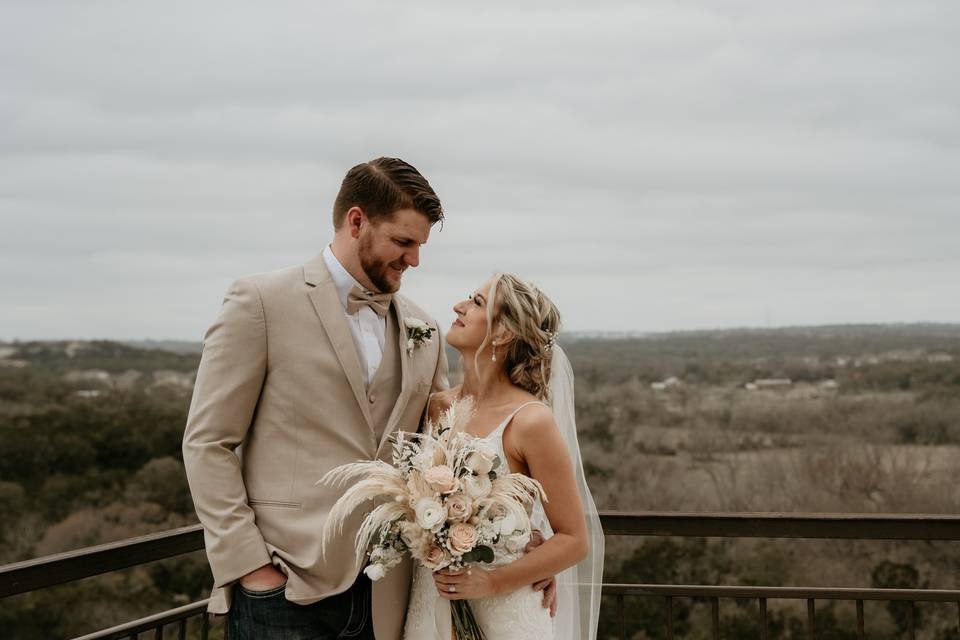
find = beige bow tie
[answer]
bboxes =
[346,285,392,317]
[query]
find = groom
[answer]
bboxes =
[182,157,448,639]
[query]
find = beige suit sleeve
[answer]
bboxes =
[182,278,272,588]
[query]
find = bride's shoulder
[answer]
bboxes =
[506,399,567,460]
[508,397,556,437]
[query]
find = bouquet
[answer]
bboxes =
[320,398,546,640]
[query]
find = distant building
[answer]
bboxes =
[64,369,113,385]
[753,378,793,388]
[882,349,927,362]
[928,353,955,363]
[651,376,683,391]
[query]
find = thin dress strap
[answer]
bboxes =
[487,400,548,439]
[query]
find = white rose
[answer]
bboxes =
[405,317,429,330]
[473,439,497,460]
[406,338,415,351]
[414,497,447,530]
[462,474,492,499]
[503,532,531,554]
[465,451,494,475]
[364,563,387,581]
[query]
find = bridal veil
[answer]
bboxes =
[546,345,604,640]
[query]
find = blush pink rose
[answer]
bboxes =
[446,522,479,554]
[445,493,473,522]
[422,545,450,571]
[424,465,459,494]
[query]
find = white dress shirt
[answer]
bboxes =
[322,245,386,387]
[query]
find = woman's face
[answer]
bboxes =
[447,277,498,351]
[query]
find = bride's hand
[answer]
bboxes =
[433,566,499,600]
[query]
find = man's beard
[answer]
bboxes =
[359,233,402,293]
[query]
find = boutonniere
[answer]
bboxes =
[403,317,435,355]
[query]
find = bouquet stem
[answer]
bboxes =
[451,600,486,640]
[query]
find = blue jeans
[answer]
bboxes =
[228,572,374,640]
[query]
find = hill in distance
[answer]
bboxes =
[0,323,956,379]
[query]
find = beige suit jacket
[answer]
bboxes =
[182,253,448,639]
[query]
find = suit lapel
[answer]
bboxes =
[303,255,374,430]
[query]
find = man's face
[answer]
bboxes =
[357,208,432,293]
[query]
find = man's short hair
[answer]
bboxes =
[333,157,444,228]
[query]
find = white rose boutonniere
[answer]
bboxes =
[404,317,435,355]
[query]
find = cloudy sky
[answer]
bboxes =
[2,1,958,340]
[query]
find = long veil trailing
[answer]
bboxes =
[543,345,604,640]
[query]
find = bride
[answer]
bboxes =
[403,274,604,640]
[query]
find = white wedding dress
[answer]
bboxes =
[403,402,555,640]
[403,347,603,640]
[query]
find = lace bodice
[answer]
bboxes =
[475,401,553,556]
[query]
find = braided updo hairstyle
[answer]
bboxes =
[477,273,561,400]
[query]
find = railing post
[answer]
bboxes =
[759,598,768,640]
[907,601,915,640]
[807,599,816,640]
[711,597,720,640]
[617,594,625,640]
[665,595,674,639]
[856,600,864,639]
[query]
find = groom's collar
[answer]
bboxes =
[305,249,408,317]
[320,245,364,312]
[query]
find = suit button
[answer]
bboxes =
[368,393,376,403]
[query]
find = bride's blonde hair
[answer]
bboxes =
[475,273,561,400]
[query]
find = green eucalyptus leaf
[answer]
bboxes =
[473,545,495,564]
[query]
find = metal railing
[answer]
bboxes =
[602,512,960,640]
[3,512,959,639]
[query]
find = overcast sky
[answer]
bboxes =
[2,1,958,340]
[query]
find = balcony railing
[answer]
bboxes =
[3,512,959,639]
